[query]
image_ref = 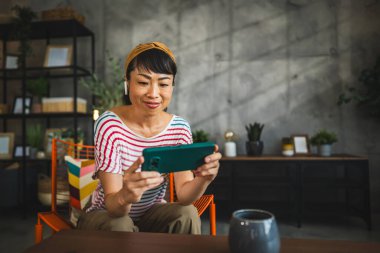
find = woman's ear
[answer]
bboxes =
[124,81,128,95]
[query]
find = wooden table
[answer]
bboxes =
[24,230,380,253]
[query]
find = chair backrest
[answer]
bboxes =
[51,139,175,212]
[169,173,175,202]
[51,138,95,213]
[51,138,177,214]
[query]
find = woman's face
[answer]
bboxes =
[128,67,174,114]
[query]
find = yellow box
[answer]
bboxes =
[41,7,85,24]
[42,97,87,113]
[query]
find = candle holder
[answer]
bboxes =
[224,130,237,157]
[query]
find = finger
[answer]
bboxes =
[125,156,144,174]
[139,171,162,178]
[143,179,165,191]
[124,171,161,184]
[197,161,219,171]
[205,152,222,163]
[126,170,163,182]
[194,167,218,177]
[214,144,219,153]
[194,161,219,176]
[131,176,164,189]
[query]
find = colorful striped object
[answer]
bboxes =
[64,156,99,211]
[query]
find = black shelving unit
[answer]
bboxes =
[213,155,371,229]
[0,19,95,211]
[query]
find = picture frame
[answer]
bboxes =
[13,96,32,114]
[44,45,73,67]
[45,128,62,157]
[13,145,30,157]
[5,55,19,69]
[0,132,15,159]
[291,135,310,155]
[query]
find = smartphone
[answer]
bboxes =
[142,142,215,173]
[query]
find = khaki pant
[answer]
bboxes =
[77,203,201,234]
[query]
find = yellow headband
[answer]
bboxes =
[124,41,176,74]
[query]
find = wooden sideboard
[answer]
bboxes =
[206,155,371,229]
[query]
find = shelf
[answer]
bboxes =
[0,18,95,212]
[0,66,92,80]
[0,158,51,163]
[303,178,366,188]
[0,19,93,40]
[302,202,362,215]
[0,112,92,119]
[221,154,368,161]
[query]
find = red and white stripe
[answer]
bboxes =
[86,111,192,221]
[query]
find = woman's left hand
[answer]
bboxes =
[193,145,222,182]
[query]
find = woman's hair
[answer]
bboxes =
[124,48,177,105]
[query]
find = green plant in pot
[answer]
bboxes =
[192,130,209,143]
[27,77,48,113]
[245,122,264,156]
[26,123,43,158]
[337,56,380,118]
[11,5,37,66]
[309,135,319,155]
[310,129,338,157]
[79,55,124,114]
[61,128,85,144]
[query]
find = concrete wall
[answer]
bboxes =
[24,0,380,215]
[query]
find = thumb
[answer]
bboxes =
[125,156,144,175]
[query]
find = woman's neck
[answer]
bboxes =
[115,105,171,138]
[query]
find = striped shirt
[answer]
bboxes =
[86,111,193,221]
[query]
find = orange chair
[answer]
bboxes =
[35,139,94,243]
[168,173,216,236]
[35,139,217,243]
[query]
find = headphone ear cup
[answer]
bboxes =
[124,81,128,95]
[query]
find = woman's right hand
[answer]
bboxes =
[120,156,164,204]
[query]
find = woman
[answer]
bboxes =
[78,42,221,234]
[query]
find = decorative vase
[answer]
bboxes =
[229,209,280,253]
[36,151,46,159]
[30,147,38,159]
[310,145,318,155]
[318,144,332,157]
[224,141,237,157]
[246,141,263,156]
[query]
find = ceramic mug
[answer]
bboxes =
[229,209,280,253]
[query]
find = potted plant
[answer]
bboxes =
[79,55,124,114]
[245,122,264,156]
[338,56,380,117]
[27,77,48,113]
[61,128,85,144]
[310,129,338,157]
[26,123,43,158]
[192,130,209,143]
[10,5,37,66]
[309,135,319,155]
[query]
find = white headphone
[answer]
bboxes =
[124,81,128,95]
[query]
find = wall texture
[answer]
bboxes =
[25,0,380,214]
